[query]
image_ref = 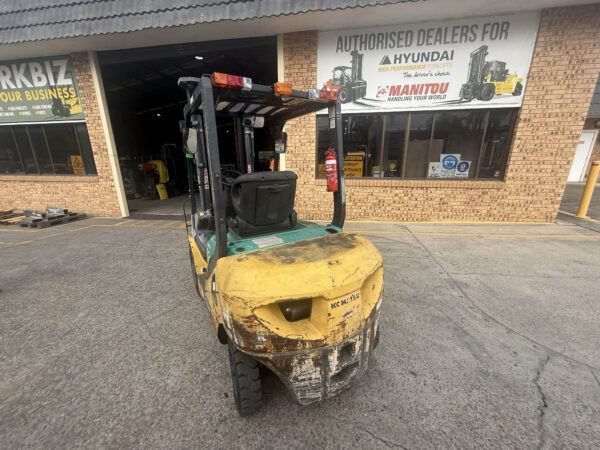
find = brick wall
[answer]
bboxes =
[0,52,122,217]
[284,5,600,222]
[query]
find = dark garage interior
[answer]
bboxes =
[98,36,277,215]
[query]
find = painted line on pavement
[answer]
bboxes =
[158,220,181,228]
[114,219,135,226]
[2,220,599,247]
[129,220,162,228]
[0,240,33,246]
[351,229,600,239]
[558,210,600,223]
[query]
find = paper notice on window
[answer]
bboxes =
[428,162,442,178]
[71,155,85,175]
[345,153,365,177]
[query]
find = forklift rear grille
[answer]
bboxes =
[330,361,359,384]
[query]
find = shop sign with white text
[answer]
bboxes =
[317,12,540,113]
[0,56,84,124]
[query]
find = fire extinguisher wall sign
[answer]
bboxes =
[325,144,338,192]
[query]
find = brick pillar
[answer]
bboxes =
[71,52,122,217]
[283,32,330,220]
[505,4,600,221]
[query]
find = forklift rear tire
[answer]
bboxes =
[188,246,201,297]
[480,83,495,101]
[338,87,349,103]
[228,340,262,416]
[512,82,523,96]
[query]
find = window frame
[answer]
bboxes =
[0,126,25,174]
[0,122,97,176]
[315,107,518,181]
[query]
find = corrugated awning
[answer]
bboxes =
[0,0,418,45]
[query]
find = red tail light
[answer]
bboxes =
[211,72,252,90]
[139,163,155,171]
[319,89,338,101]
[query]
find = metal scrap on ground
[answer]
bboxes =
[18,207,87,229]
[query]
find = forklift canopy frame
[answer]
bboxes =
[178,74,346,273]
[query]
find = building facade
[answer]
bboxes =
[1,0,599,222]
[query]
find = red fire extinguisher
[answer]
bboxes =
[325,144,338,192]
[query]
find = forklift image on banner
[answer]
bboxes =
[179,73,383,415]
[48,68,83,118]
[323,50,367,104]
[459,45,523,102]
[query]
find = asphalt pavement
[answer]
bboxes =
[1,217,599,449]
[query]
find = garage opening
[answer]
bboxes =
[98,37,277,218]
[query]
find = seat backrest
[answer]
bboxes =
[230,171,297,226]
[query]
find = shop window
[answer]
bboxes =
[428,110,485,179]
[27,126,54,175]
[378,113,407,177]
[44,124,81,174]
[478,109,516,178]
[13,127,38,174]
[317,114,380,177]
[75,124,98,175]
[317,113,406,177]
[404,113,433,178]
[0,123,97,176]
[0,127,24,174]
[316,108,517,180]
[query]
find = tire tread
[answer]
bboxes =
[228,341,262,416]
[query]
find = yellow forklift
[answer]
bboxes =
[459,45,523,102]
[178,73,384,415]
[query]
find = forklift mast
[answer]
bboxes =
[350,50,363,82]
[465,45,489,84]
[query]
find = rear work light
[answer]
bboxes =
[273,82,293,95]
[211,72,252,91]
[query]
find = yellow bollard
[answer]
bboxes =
[576,161,600,218]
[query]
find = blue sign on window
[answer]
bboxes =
[441,155,458,170]
[457,161,470,173]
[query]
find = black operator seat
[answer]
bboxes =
[227,171,298,237]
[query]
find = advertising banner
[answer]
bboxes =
[0,56,85,124]
[317,12,540,113]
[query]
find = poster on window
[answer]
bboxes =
[0,56,85,124]
[317,12,539,113]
